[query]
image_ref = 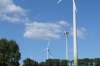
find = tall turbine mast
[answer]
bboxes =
[57,0,78,65]
[44,40,51,59]
[72,0,78,66]
[64,30,69,60]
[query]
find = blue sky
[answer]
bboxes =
[0,0,100,65]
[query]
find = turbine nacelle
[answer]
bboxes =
[64,31,69,35]
[45,48,49,50]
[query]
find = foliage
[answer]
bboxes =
[59,59,68,66]
[23,58,38,66]
[52,59,60,66]
[45,59,53,66]
[0,38,21,66]
[22,58,100,66]
[38,62,45,66]
[94,58,100,66]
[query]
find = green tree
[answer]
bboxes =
[82,58,90,66]
[89,59,94,66]
[52,59,60,66]
[23,58,38,66]
[45,59,53,66]
[0,38,21,66]
[38,62,45,66]
[69,60,73,66]
[94,58,100,66]
[78,59,82,66]
[59,59,68,66]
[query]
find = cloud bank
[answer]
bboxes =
[0,0,87,40]
[24,21,70,40]
[24,20,87,40]
[0,0,28,22]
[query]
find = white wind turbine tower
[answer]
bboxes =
[72,0,78,66]
[57,0,78,66]
[57,0,69,61]
[64,30,69,60]
[45,40,52,59]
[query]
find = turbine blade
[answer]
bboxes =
[47,40,50,47]
[73,0,77,12]
[48,49,52,57]
[57,0,62,4]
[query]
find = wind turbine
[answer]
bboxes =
[57,0,78,66]
[45,40,52,59]
[72,0,78,66]
[64,30,69,61]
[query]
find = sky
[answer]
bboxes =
[0,0,100,65]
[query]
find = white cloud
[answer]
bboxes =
[0,14,22,22]
[0,0,28,23]
[0,0,27,15]
[24,21,69,40]
[58,20,70,26]
[81,27,86,32]
[70,27,86,38]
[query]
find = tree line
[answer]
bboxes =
[23,58,100,66]
[0,38,100,66]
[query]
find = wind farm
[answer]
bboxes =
[0,0,100,66]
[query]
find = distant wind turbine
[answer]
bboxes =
[72,0,78,66]
[57,0,62,4]
[64,30,69,60]
[44,40,52,59]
